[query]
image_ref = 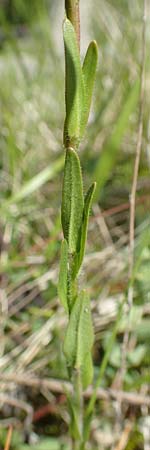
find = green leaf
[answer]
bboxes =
[58,239,69,314]
[64,291,94,388]
[81,41,98,136]
[63,18,85,148]
[61,147,84,254]
[75,292,94,388]
[81,351,93,390]
[64,292,81,368]
[72,182,96,279]
[79,182,96,269]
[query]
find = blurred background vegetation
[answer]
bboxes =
[0,1,150,449]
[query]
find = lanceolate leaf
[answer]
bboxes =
[81,41,98,136]
[75,291,94,388]
[81,352,93,390]
[63,18,85,148]
[61,147,84,254]
[64,291,94,388]
[78,182,96,270]
[58,239,69,314]
[64,292,81,368]
[71,182,96,279]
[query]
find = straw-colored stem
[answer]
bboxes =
[65,0,80,49]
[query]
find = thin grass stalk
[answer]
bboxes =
[119,0,147,389]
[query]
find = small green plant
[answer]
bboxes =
[58,1,98,448]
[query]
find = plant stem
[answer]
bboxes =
[76,369,83,436]
[64,0,84,444]
[71,368,84,449]
[65,0,80,48]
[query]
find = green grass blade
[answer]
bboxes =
[2,156,64,210]
[63,18,85,148]
[58,239,69,314]
[94,79,140,200]
[61,147,84,254]
[83,301,124,443]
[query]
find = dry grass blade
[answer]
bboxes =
[113,420,134,450]
[4,426,13,450]
[1,373,150,407]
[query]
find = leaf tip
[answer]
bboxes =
[63,17,73,34]
[89,39,98,53]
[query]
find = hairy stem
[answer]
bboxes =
[65,0,80,48]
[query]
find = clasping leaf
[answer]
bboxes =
[63,19,98,148]
[61,147,84,254]
[72,182,96,278]
[78,182,96,270]
[64,290,94,388]
[63,18,85,148]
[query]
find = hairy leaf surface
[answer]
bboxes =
[78,182,96,270]
[61,147,84,254]
[58,239,69,314]
[82,41,98,136]
[63,18,85,147]
[64,291,94,388]
[71,182,96,279]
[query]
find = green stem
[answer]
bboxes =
[76,369,83,436]
[72,368,84,450]
[65,0,80,49]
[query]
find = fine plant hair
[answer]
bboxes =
[58,0,98,448]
